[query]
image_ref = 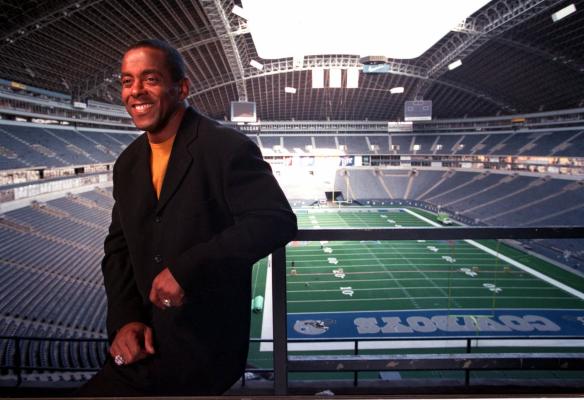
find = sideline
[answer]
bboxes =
[260,254,274,351]
[404,208,584,301]
[259,208,584,352]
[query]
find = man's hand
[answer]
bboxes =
[110,322,155,366]
[149,267,185,309]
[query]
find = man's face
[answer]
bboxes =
[121,47,188,134]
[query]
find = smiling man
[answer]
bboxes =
[79,39,297,396]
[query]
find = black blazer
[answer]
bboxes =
[102,107,297,394]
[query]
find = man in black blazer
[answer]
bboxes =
[80,39,297,396]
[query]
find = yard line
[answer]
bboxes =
[354,212,419,308]
[388,239,464,309]
[404,208,584,301]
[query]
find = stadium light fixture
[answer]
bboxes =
[285,87,297,94]
[250,59,264,70]
[242,0,490,59]
[448,59,463,70]
[329,68,342,88]
[390,87,405,94]
[551,3,576,22]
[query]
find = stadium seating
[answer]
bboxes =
[0,190,111,378]
[1,120,583,380]
[258,136,280,151]
[282,136,312,154]
[411,135,438,154]
[0,123,138,170]
[407,170,449,199]
[3,124,583,173]
[424,172,504,206]
[378,170,411,199]
[339,136,369,154]
[335,169,584,269]
[313,136,337,151]
[433,135,462,155]
[454,134,488,155]
[344,169,388,199]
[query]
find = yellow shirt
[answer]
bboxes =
[149,134,176,199]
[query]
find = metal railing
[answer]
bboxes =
[1,226,584,393]
[271,226,584,394]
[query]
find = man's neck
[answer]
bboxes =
[147,106,187,144]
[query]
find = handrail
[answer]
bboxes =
[1,226,584,393]
[272,226,584,394]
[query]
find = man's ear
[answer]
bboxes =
[178,77,190,101]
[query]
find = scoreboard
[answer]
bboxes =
[405,100,432,121]
[230,101,257,123]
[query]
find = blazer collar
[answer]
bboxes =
[155,107,200,213]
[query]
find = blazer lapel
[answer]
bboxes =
[123,135,158,215]
[156,108,199,213]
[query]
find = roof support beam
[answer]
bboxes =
[494,37,584,74]
[433,78,517,113]
[0,0,104,50]
[414,0,566,100]
[200,0,248,101]
[188,55,514,112]
[188,56,427,98]
[76,29,226,100]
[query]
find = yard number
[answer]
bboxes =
[340,286,354,296]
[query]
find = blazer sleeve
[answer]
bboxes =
[167,139,297,293]
[102,169,148,341]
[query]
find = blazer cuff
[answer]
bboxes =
[106,304,148,342]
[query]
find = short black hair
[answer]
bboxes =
[124,39,186,82]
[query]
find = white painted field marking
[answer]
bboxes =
[284,338,584,352]
[460,267,478,277]
[404,208,584,301]
[340,286,354,296]
[333,268,346,279]
[483,283,503,293]
[260,255,274,351]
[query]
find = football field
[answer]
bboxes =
[249,207,584,360]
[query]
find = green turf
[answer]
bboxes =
[246,207,584,375]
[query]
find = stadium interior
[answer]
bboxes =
[1,0,584,397]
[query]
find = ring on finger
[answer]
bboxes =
[114,354,125,366]
[162,298,171,307]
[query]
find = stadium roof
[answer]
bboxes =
[1,0,583,121]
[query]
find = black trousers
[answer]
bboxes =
[77,355,232,397]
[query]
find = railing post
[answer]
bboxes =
[465,339,471,386]
[353,340,359,387]
[272,247,288,395]
[14,337,22,387]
